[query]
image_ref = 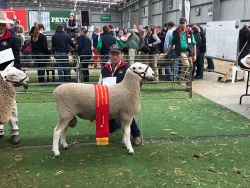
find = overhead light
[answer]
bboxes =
[39,3,41,7]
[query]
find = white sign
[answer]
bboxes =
[0,48,15,64]
[102,77,117,86]
[206,20,240,61]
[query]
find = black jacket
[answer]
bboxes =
[77,35,92,55]
[172,27,195,56]
[100,32,116,55]
[101,60,128,83]
[0,29,21,70]
[239,28,249,50]
[52,30,76,53]
[31,33,50,55]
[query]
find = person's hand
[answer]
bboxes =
[192,55,197,62]
[163,53,168,58]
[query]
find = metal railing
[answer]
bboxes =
[19,54,193,97]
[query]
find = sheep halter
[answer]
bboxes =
[130,66,149,79]
[95,85,110,145]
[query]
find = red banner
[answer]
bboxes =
[95,85,109,145]
[1,9,27,31]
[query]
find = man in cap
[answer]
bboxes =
[164,17,197,85]
[98,44,142,146]
[0,11,22,144]
[52,24,76,82]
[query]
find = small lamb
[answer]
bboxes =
[52,62,154,157]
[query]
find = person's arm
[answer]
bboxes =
[192,45,197,62]
[163,32,170,53]
[42,35,50,55]
[164,34,174,56]
[68,35,76,49]
[125,32,131,41]
[191,34,197,62]
[74,21,78,29]
[12,37,21,70]
[77,36,83,54]
[19,26,24,35]
[150,33,161,46]
[66,20,71,29]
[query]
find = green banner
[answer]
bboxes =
[100,15,111,22]
[50,10,72,31]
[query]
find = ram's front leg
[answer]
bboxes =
[121,119,134,155]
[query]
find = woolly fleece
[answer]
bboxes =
[0,78,15,123]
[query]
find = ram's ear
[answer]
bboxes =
[5,61,14,71]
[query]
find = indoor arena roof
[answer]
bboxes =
[6,0,138,11]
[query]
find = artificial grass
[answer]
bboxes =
[1,83,250,187]
[0,138,249,187]
[1,83,246,148]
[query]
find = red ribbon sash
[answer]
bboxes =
[95,85,109,145]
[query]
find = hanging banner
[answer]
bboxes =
[2,9,27,31]
[50,10,72,31]
[184,0,190,24]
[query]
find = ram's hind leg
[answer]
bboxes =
[121,119,134,155]
[59,117,77,150]
[60,125,69,149]
[52,118,70,157]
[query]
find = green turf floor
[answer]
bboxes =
[0,138,249,187]
[0,83,249,187]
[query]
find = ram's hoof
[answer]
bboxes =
[128,149,134,155]
[61,143,69,150]
[53,151,60,157]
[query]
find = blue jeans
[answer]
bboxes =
[207,57,214,69]
[165,50,178,81]
[109,118,140,138]
[54,52,70,82]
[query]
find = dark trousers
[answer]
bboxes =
[80,55,91,82]
[33,53,48,83]
[109,118,141,138]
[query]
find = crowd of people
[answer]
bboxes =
[14,14,220,84]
